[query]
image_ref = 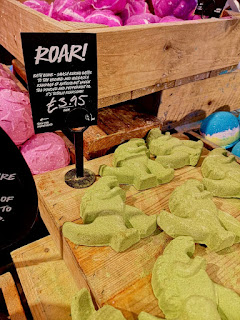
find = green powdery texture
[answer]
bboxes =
[99,138,174,190]
[146,128,203,169]
[62,176,158,252]
[151,236,240,320]
[157,179,240,251]
[201,148,240,198]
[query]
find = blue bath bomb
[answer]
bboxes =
[200,112,240,148]
[231,141,240,157]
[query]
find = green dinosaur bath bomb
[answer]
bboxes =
[71,288,125,320]
[99,139,174,190]
[146,128,203,169]
[157,179,240,251]
[201,148,240,198]
[63,176,159,252]
[151,236,240,320]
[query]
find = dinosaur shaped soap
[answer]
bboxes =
[201,148,240,198]
[99,138,174,190]
[71,288,126,320]
[151,236,240,320]
[62,176,158,252]
[157,179,240,251]
[146,128,203,169]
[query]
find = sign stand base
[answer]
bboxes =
[64,168,95,189]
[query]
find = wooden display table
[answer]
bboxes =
[33,148,240,319]
[11,236,78,320]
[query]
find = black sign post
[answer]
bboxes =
[21,33,97,188]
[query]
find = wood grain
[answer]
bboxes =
[11,236,79,320]
[34,148,240,319]
[0,272,27,320]
[158,70,240,130]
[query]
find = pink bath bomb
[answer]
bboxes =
[71,0,95,18]
[52,0,76,19]
[153,0,197,20]
[91,0,127,13]
[125,13,160,25]
[0,69,13,79]
[57,7,85,21]
[0,90,34,145]
[85,10,123,26]
[0,77,22,92]
[24,0,51,15]
[160,15,183,21]
[120,0,149,24]
[21,132,70,175]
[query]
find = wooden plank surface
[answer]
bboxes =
[0,272,27,320]
[34,148,240,319]
[11,236,79,320]
[1,1,240,100]
[158,70,240,130]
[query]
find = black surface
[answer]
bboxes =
[0,127,38,252]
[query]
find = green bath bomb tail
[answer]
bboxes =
[99,138,174,190]
[201,148,240,198]
[62,176,158,252]
[146,128,203,169]
[71,288,125,320]
[151,236,240,320]
[157,179,240,251]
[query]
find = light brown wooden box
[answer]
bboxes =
[1,0,240,108]
[34,148,240,319]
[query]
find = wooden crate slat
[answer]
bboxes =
[0,272,27,320]
[158,69,240,130]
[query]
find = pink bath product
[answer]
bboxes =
[71,0,95,18]
[0,69,13,80]
[58,7,85,21]
[0,77,22,92]
[52,0,76,19]
[0,90,34,146]
[0,64,4,71]
[160,15,183,21]
[21,132,70,175]
[152,0,197,20]
[120,0,149,24]
[24,0,51,15]
[91,0,127,14]
[85,10,123,26]
[125,12,161,25]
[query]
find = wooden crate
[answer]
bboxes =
[1,0,240,107]
[0,272,27,320]
[34,147,240,319]
[11,236,79,320]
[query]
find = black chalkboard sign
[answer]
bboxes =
[0,127,38,251]
[21,33,97,133]
[194,0,227,17]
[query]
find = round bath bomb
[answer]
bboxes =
[0,69,13,79]
[120,0,149,24]
[85,10,123,26]
[21,132,70,175]
[232,141,240,158]
[0,90,34,145]
[24,0,51,15]
[160,15,183,22]
[91,0,127,13]
[125,13,160,25]
[200,112,240,148]
[0,77,21,92]
[71,0,95,18]
[152,0,197,20]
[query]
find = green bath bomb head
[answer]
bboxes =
[146,128,203,169]
[99,138,174,190]
[71,288,126,320]
[201,148,240,198]
[157,179,240,251]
